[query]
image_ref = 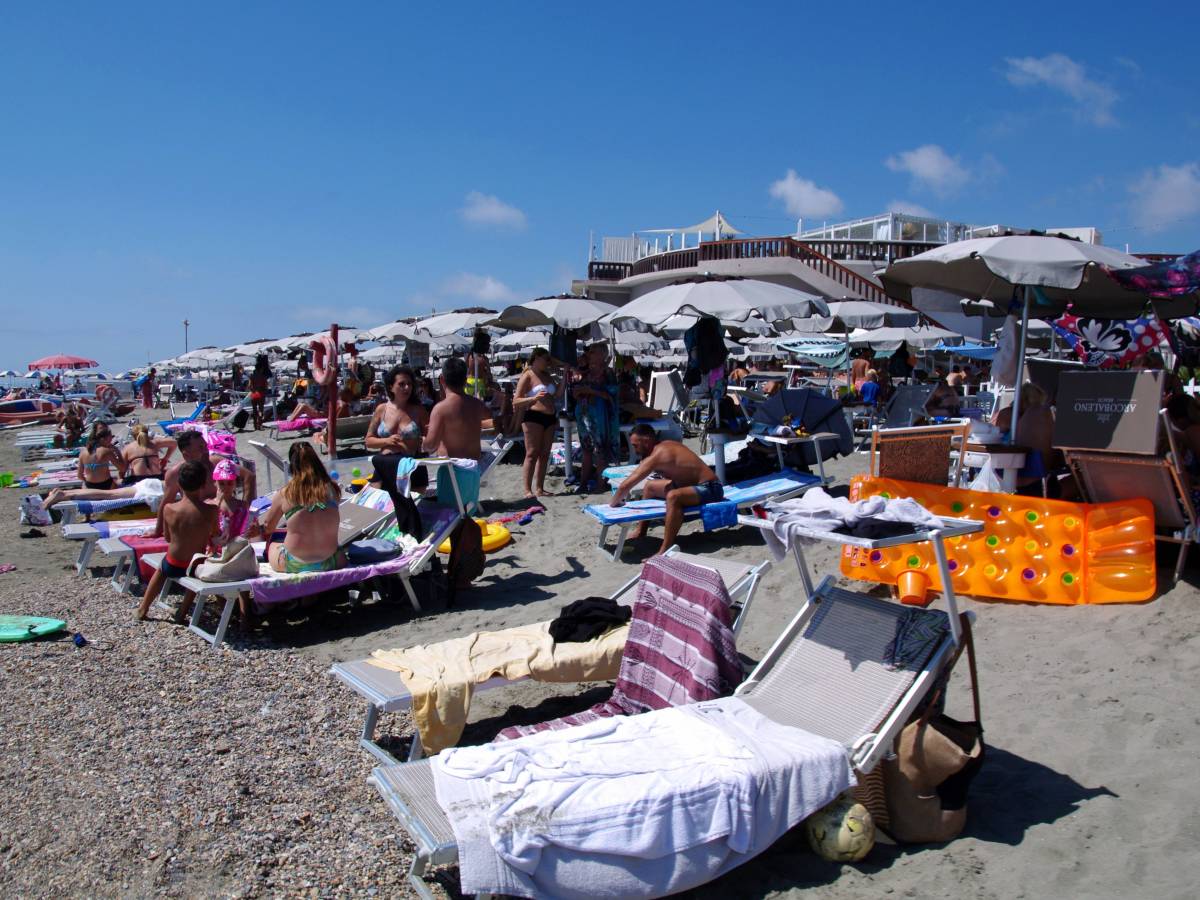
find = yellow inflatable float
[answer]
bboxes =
[438,518,512,554]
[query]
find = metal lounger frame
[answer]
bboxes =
[329,548,771,766]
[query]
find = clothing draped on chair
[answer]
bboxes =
[496,555,743,741]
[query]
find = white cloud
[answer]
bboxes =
[885,145,970,197]
[293,305,385,326]
[1129,163,1200,233]
[460,191,527,230]
[768,169,844,218]
[1004,53,1118,126]
[440,273,517,303]
[887,200,936,218]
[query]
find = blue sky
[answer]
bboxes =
[2,1,1198,370]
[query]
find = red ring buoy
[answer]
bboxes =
[95,384,118,406]
[310,335,337,387]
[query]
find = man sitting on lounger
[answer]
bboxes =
[610,424,723,555]
[423,356,493,509]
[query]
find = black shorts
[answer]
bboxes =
[693,479,724,504]
[85,478,115,491]
[524,410,556,430]
[159,555,191,580]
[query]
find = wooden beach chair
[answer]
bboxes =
[869,421,971,488]
[1065,409,1197,583]
[368,559,963,898]
[329,548,772,765]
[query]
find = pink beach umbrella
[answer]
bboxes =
[28,354,100,371]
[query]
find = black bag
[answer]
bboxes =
[231,408,250,431]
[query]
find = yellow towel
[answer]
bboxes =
[369,621,628,754]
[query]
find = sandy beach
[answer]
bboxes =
[3,413,1200,899]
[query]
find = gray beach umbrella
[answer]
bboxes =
[600,277,829,332]
[488,296,618,331]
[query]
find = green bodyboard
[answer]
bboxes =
[0,616,67,642]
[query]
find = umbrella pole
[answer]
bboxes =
[1008,287,1031,446]
[328,323,339,459]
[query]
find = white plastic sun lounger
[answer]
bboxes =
[368,550,966,898]
[329,549,771,765]
[171,503,461,649]
[584,467,823,559]
[63,518,157,574]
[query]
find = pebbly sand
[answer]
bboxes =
[2,410,1200,898]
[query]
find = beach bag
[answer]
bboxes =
[19,495,52,527]
[884,616,984,844]
[446,517,484,591]
[189,538,259,583]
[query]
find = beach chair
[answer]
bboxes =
[265,416,326,441]
[869,421,971,488]
[156,402,208,435]
[329,548,772,764]
[1065,409,1197,582]
[368,558,962,898]
[62,518,157,575]
[57,496,152,525]
[248,439,289,493]
[602,438,750,492]
[880,384,935,429]
[173,501,460,649]
[319,415,373,454]
[584,468,823,559]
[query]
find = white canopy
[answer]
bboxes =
[850,325,964,351]
[414,311,496,338]
[488,297,617,331]
[642,210,743,237]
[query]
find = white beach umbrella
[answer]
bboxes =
[414,311,496,338]
[488,296,618,331]
[850,325,964,351]
[613,332,668,354]
[493,330,551,350]
[602,278,829,332]
[368,320,420,343]
[226,338,286,356]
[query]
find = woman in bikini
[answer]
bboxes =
[366,365,428,457]
[121,424,176,484]
[42,424,129,508]
[249,354,271,431]
[260,442,343,574]
[512,347,558,498]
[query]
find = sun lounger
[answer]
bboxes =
[265,416,327,440]
[602,437,750,491]
[63,518,157,574]
[316,415,373,454]
[172,503,461,649]
[157,402,208,435]
[584,467,823,559]
[57,497,152,525]
[368,554,961,898]
[329,548,771,765]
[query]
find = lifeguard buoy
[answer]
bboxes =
[310,335,337,387]
[95,384,119,407]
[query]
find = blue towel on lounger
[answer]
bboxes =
[700,500,738,531]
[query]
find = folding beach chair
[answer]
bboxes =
[63,518,157,575]
[869,421,971,488]
[584,468,823,559]
[1065,409,1197,583]
[880,383,935,429]
[319,415,373,454]
[368,556,963,898]
[156,402,208,436]
[329,548,772,764]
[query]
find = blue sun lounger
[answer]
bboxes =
[583,468,822,559]
[157,402,208,435]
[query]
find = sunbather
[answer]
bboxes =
[610,424,723,555]
[425,357,491,509]
[137,460,218,622]
[260,442,344,573]
[120,424,175,484]
[42,425,128,508]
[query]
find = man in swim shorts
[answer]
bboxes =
[609,423,723,555]
[137,460,218,623]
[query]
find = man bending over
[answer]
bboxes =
[609,424,723,555]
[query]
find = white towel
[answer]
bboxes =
[432,697,852,898]
[762,486,942,560]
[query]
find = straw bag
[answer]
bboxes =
[189,538,259,583]
[883,615,984,844]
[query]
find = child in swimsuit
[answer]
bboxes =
[212,458,257,546]
[137,460,218,623]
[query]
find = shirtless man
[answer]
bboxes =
[152,430,256,538]
[423,357,493,509]
[137,460,218,622]
[610,424,723,555]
